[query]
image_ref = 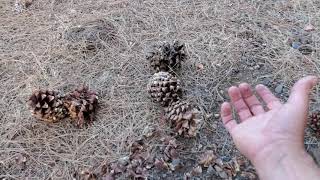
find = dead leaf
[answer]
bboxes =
[101,163,109,175]
[199,150,216,167]
[191,166,202,176]
[240,171,257,179]
[25,0,33,7]
[110,163,126,174]
[130,139,144,154]
[154,158,168,170]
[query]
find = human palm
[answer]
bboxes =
[220,76,317,163]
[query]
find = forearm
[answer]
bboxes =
[253,144,320,180]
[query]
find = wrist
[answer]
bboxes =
[252,142,318,180]
[252,143,304,179]
[252,142,305,168]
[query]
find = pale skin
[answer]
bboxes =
[220,76,320,180]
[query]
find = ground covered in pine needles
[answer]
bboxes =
[1,0,320,179]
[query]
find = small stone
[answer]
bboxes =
[304,24,315,32]
[214,165,223,172]
[218,171,229,179]
[309,147,320,165]
[207,165,215,175]
[299,45,313,55]
[292,41,301,49]
[214,114,220,118]
[118,156,129,166]
[232,68,240,74]
[254,64,261,69]
[262,78,272,86]
[143,126,155,138]
[216,158,224,166]
[205,114,213,118]
[169,159,181,171]
[196,63,204,70]
[275,84,283,94]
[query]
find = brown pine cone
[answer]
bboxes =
[64,86,98,127]
[27,90,67,123]
[147,72,181,106]
[164,100,201,137]
[146,41,186,72]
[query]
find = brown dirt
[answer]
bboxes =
[1,0,320,179]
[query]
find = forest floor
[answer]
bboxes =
[1,0,320,179]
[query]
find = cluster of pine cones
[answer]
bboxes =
[27,86,98,127]
[146,41,201,137]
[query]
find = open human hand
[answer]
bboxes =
[220,76,318,165]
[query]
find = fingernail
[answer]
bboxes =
[239,83,250,89]
[255,84,265,89]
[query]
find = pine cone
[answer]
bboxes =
[64,86,98,127]
[161,136,178,162]
[27,90,67,123]
[165,100,201,137]
[147,41,186,72]
[309,112,320,134]
[147,72,181,106]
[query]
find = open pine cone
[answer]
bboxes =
[28,90,67,123]
[165,100,201,137]
[309,111,320,134]
[146,41,186,72]
[64,86,98,127]
[147,72,181,106]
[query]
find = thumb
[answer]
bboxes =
[288,76,318,111]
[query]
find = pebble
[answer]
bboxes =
[207,165,215,175]
[309,147,320,165]
[218,171,229,179]
[169,159,181,171]
[262,78,272,86]
[214,165,223,172]
[292,41,301,49]
[232,68,240,74]
[299,45,313,55]
[304,24,315,32]
[275,84,283,94]
[118,156,129,166]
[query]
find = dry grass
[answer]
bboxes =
[1,0,320,179]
